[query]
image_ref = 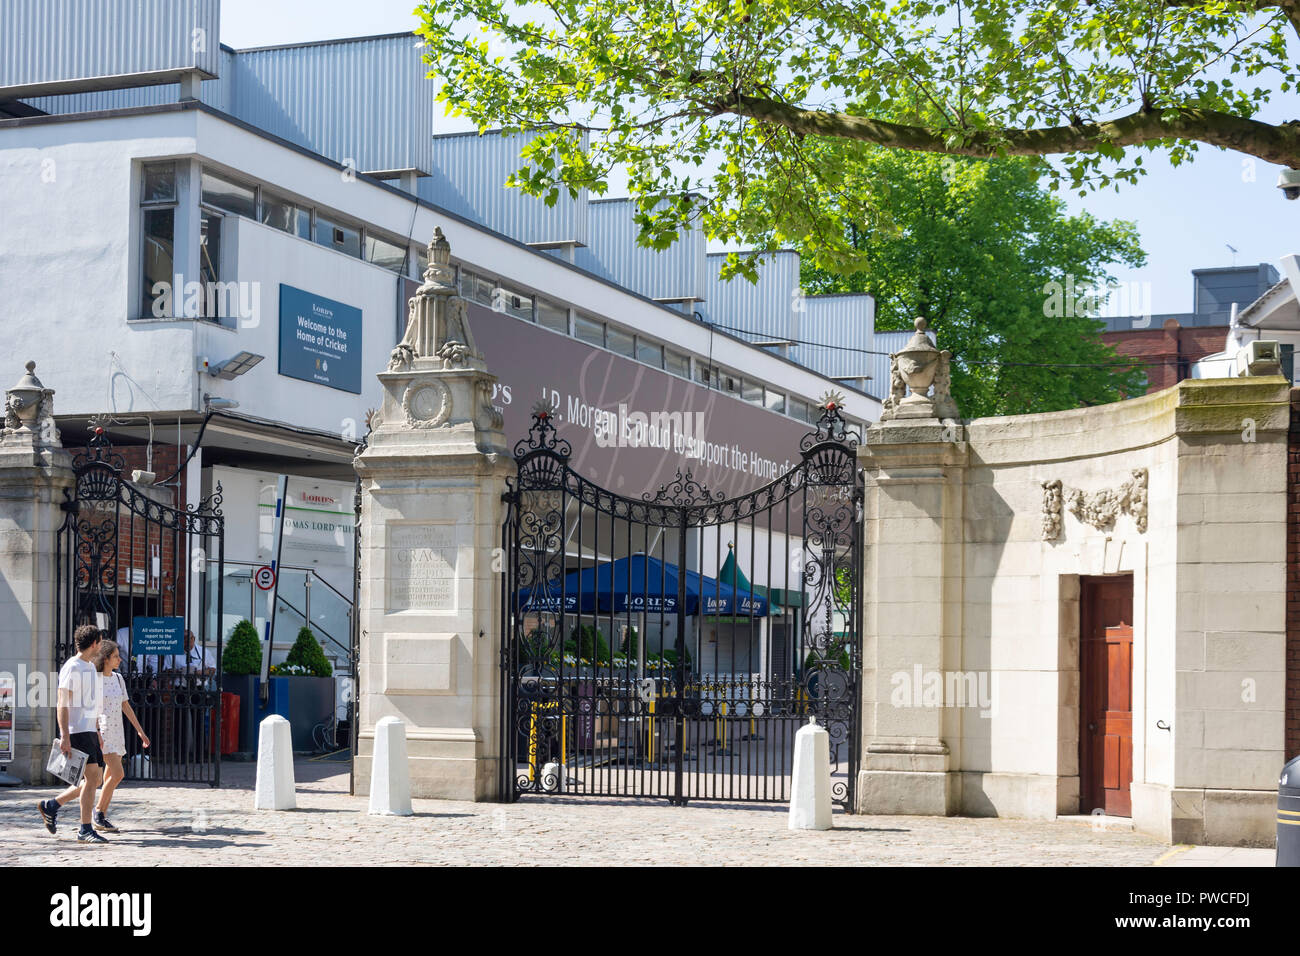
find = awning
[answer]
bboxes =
[518,553,769,616]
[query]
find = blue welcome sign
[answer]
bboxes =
[278,284,363,393]
[131,616,186,656]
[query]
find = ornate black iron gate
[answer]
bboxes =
[55,428,225,785]
[500,399,862,809]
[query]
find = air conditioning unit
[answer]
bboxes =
[1235,340,1282,377]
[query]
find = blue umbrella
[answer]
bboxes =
[518,553,768,616]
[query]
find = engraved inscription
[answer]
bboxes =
[387,523,457,611]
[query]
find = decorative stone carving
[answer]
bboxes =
[394,227,484,370]
[402,380,452,428]
[1040,479,1063,540]
[878,318,961,422]
[1045,468,1148,539]
[478,380,503,430]
[2,360,61,446]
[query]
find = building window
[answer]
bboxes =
[201,170,256,219]
[764,389,786,414]
[665,348,690,378]
[313,213,361,258]
[498,285,534,321]
[787,397,810,423]
[364,233,409,274]
[607,326,635,358]
[261,191,310,239]
[199,210,222,319]
[696,363,718,389]
[140,162,177,318]
[742,380,763,405]
[537,298,569,333]
[574,314,604,347]
[636,337,664,368]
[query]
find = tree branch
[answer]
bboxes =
[1163,0,1300,37]
[717,94,1300,168]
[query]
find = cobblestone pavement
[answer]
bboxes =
[0,759,1225,866]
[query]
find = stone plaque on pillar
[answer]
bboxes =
[354,228,511,802]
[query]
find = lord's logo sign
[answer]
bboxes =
[278,284,362,394]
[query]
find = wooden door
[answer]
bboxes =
[1080,576,1134,817]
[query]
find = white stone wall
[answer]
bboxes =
[859,377,1290,846]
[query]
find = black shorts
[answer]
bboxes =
[68,731,105,770]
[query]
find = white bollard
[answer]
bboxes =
[368,716,413,816]
[541,761,566,793]
[788,717,833,830]
[254,714,296,810]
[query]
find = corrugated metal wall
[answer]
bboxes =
[23,48,236,114]
[20,36,431,176]
[700,251,803,340]
[795,294,875,381]
[1,0,221,94]
[421,130,588,246]
[574,198,706,302]
[231,35,433,174]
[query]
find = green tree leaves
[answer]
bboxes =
[416,0,1298,262]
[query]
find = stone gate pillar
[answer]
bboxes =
[0,362,74,784]
[857,320,964,814]
[353,229,512,801]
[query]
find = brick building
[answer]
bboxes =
[1100,263,1279,394]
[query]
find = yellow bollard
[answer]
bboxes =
[528,706,538,783]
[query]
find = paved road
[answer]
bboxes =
[0,760,1272,866]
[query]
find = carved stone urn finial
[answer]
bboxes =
[879,318,961,422]
[5,361,47,431]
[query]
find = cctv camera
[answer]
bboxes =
[1279,168,1300,201]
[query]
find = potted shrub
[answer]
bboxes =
[222,619,263,755]
[269,627,336,752]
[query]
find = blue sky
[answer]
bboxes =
[221,0,1299,314]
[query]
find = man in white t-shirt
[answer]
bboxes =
[37,624,109,844]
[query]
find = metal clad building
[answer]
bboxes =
[574,198,707,303]
[21,47,237,114]
[701,250,803,340]
[423,130,589,246]
[232,35,433,175]
[798,294,875,382]
[0,0,221,98]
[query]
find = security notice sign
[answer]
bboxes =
[0,674,14,764]
[278,284,363,394]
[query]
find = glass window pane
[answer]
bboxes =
[473,276,494,307]
[723,372,741,395]
[141,208,174,317]
[764,389,785,414]
[458,268,475,298]
[313,214,361,257]
[199,212,225,320]
[142,162,177,204]
[497,286,533,321]
[636,338,663,368]
[261,192,307,236]
[201,170,256,218]
[787,397,809,422]
[416,246,429,279]
[665,348,690,378]
[742,380,763,404]
[537,298,569,333]
[574,314,604,347]
[606,326,635,358]
[696,363,714,387]
[365,234,409,273]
